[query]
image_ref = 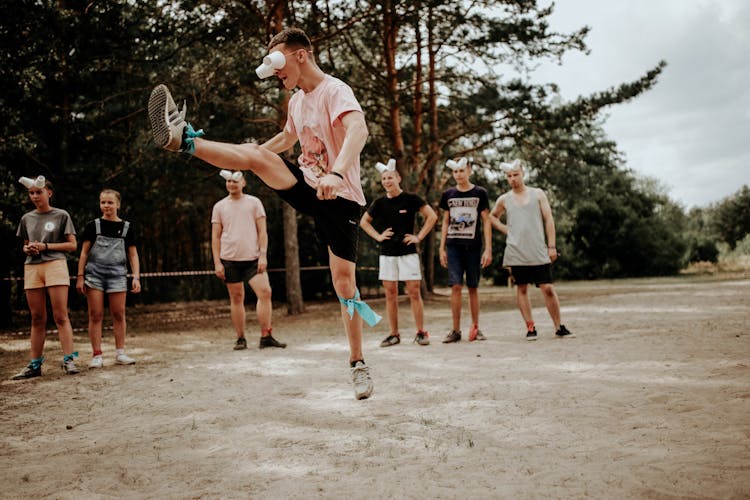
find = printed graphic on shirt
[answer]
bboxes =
[44,221,56,232]
[447,197,479,239]
[299,125,329,177]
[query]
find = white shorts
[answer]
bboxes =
[378,254,422,282]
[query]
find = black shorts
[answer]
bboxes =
[275,158,361,263]
[222,259,259,283]
[509,264,553,286]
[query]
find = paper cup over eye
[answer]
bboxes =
[264,51,286,69]
[256,51,286,79]
[255,63,275,79]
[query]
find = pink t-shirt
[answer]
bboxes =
[211,194,266,261]
[285,75,366,206]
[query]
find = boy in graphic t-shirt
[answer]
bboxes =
[148,28,379,400]
[438,158,492,344]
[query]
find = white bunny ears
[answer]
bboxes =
[19,175,46,189]
[375,158,397,174]
[255,51,286,79]
[220,170,244,182]
[446,157,469,171]
[499,159,523,173]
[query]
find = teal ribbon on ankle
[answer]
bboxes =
[183,122,205,154]
[30,356,44,369]
[63,352,79,363]
[338,289,382,327]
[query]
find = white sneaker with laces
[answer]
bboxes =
[62,359,80,375]
[148,84,187,151]
[115,353,136,365]
[351,362,373,400]
[88,356,103,369]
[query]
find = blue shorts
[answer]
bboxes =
[447,245,481,288]
[85,272,128,293]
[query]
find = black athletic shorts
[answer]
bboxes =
[275,158,361,263]
[222,259,259,283]
[509,264,553,286]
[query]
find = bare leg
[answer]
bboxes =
[405,280,424,332]
[86,288,106,353]
[47,285,75,355]
[468,286,480,326]
[330,251,364,363]
[450,284,463,331]
[192,139,297,190]
[248,273,273,334]
[540,283,562,330]
[225,282,246,339]
[382,280,399,335]
[516,284,534,326]
[108,291,128,350]
[25,288,48,359]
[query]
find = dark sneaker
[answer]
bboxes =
[259,335,287,349]
[148,84,187,151]
[442,330,461,343]
[526,328,538,341]
[380,334,400,347]
[233,337,247,350]
[11,364,41,380]
[351,361,373,400]
[413,331,430,346]
[555,325,575,338]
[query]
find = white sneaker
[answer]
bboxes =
[148,84,187,151]
[115,353,136,365]
[88,356,103,369]
[351,362,373,400]
[62,359,79,375]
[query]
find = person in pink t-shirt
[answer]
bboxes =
[148,27,378,400]
[211,171,286,351]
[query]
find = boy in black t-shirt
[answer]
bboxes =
[360,160,437,346]
[438,158,492,343]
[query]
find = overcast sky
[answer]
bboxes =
[529,0,750,208]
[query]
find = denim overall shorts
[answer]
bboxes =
[84,218,129,293]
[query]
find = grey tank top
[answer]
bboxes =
[501,188,550,266]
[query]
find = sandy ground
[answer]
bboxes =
[1,276,749,499]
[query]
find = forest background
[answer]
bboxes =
[1,0,748,328]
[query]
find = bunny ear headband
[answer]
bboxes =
[375,158,397,174]
[19,175,46,189]
[445,157,468,171]
[220,170,244,182]
[499,159,523,173]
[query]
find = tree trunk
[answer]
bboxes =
[283,203,304,314]
[382,0,405,176]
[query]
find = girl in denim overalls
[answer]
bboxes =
[76,189,141,368]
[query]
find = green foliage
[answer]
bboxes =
[2,0,718,316]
